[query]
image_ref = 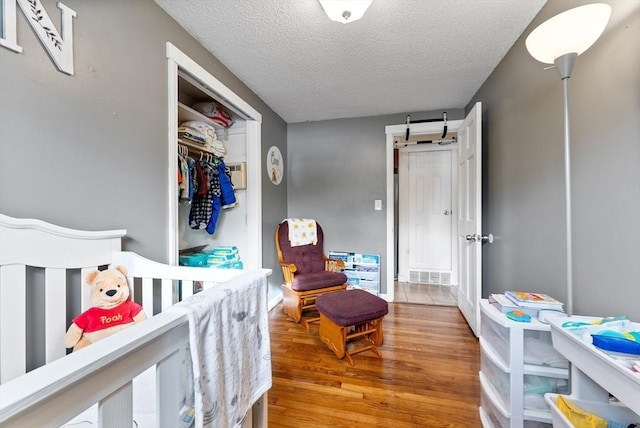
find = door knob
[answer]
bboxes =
[444,210,451,215]
[480,233,494,244]
[465,233,494,243]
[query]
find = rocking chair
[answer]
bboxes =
[275,219,348,329]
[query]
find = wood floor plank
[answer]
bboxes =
[268,302,481,427]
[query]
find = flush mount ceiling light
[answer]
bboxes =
[525,3,611,316]
[319,0,373,24]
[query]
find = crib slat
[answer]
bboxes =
[0,265,27,384]
[80,267,97,312]
[45,268,67,363]
[141,277,154,317]
[161,278,174,310]
[201,281,216,291]
[98,381,133,427]
[126,275,135,300]
[157,349,183,427]
[182,280,194,299]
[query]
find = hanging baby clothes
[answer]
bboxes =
[187,156,196,201]
[205,158,223,235]
[190,159,218,230]
[218,159,236,210]
[178,153,191,203]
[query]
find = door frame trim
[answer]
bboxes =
[385,120,463,302]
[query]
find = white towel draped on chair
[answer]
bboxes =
[169,270,272,428]
[285,218,317,246]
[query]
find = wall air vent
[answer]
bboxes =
[226,162,247,189]
[408,270,451,285]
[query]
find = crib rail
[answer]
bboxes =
[0,248,250,384]
[0,311,189,427]
[113,251,248,314]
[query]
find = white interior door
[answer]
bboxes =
[457,102,482,337]
[401,150,453,283]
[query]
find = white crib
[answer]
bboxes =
[0,214,271,427]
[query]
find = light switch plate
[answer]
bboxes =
[374,200,382,210]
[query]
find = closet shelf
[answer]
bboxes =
[178,102,223,130]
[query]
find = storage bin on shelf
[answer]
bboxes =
[546,315,640,425]
[481,306,566,368]
[179,252,209,267]
[481,346,568,414]
[545,394,639,428]
[480,378,554,428]
[481,376,510,428]
[202,246,242,269]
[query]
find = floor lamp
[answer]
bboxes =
[525,4,611,316]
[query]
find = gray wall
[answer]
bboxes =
[287,109,464,294]
[469,0,640,317]
[0,0,287,282]
[262,122,288,290]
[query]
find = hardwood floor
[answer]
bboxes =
[268,302,481,427]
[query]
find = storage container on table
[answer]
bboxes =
[545,316,640,426]
[544,393,639,428]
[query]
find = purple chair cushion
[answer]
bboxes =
[278,221,325,274]
[292,271,347,292]
[316,289,389,326]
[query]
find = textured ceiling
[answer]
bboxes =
[154,0,547,123]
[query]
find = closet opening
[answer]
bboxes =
[166,43,263,274]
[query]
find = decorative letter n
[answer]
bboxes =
[0,0,77,75]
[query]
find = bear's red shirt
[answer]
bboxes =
[73,301,143,333]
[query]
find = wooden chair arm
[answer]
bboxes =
[280,262,297,285]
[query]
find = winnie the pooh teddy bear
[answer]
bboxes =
[64,265,147,351]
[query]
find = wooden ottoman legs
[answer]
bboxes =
[318,314,385,366]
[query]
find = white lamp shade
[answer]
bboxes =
[319,0,373,24]
[525,3,611,64]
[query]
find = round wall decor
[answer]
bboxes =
[267,146,283,185]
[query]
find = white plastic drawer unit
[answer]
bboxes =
[481,343,511,412]
[481,307,512,365]
[479,300,569,428]
[481,346,570,411]
[480,302,567,369]
[481,374,510,428]
[481,384,554,428]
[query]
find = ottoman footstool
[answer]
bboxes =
[315,289,389,366]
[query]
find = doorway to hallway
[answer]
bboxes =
[394,281,457,306]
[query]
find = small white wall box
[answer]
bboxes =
[227,162,247,189]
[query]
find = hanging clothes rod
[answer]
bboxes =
[178,139,217,160]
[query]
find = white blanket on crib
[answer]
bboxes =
[169,271,272,428]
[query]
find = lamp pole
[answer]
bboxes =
[525,3,611,316]
[555,52,577,316]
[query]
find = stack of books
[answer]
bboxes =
[488,291,564,318]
